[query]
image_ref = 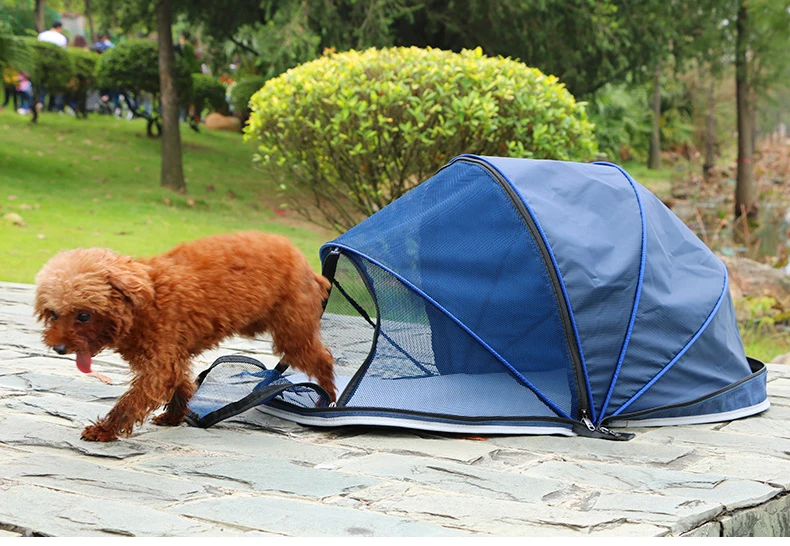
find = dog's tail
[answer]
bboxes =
[314,272,331,301]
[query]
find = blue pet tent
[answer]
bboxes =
[187,155,769,438]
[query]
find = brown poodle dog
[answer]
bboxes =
[34,231,335,442]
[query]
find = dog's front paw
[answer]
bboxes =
[81,423,119,442]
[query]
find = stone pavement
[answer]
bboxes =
[1,280,789,537]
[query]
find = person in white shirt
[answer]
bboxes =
[37,21,68,49]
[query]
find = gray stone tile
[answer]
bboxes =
[14,369,128,400]
[332,452,566,503]
[488,434,694,465]
[173,495,468,536]
[3,453,207,505]
[141,425,359,464]
[766,363,790,379]
[766,378,790,402]
[329,430,498,463]
[354,488,671,536]
[720,417,790,439]
[138,455,380,499]
[6,393,115,424]
[524,459,781,510]
[683,454,790,490]
[636,426,790,458]
[0,484,225,536]
[758,403,790,420]
[0,413,149,459]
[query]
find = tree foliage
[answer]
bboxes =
[191,73,227,115]
[0,20,31,71]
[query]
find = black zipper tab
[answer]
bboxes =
[574,411,634,440]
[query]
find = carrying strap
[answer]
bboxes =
[186,355,331,428]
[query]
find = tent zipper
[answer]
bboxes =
[574,409,634,441]
[452,157,592,424]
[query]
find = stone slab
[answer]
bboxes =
[2,453,207,505]
[173,495,468,536]
[139,455,381,499]
[0,413,150,459]
[332,452,566,503]
[0,484,230,537]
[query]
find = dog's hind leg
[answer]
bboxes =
[269,311,336,402]
[152,375,196,426]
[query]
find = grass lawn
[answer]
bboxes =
[0,109,333,283]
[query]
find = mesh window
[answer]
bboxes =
[322,253,567,419]
[321,253,378,381]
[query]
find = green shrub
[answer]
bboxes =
[95,39,199,135]
[95,39,197,101]
[191,73,228,115]
[25,37,74,92]
[66,48,99,92]
[0,21,32,72]
[246,47,597,230]
[230,75,266,118]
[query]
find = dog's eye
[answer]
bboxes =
[76,312,91,323]
[51,311,58,321]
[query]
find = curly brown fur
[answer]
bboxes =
[34,231,335,442]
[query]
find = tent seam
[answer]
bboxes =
[610,266,730,417]
[592,161,648,424]
[459,155,596,422]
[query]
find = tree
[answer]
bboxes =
[156,0,184,192]
[735,1,755,219]
[93,0,185,191]
[732,0,790,220]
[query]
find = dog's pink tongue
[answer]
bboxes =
[76,351,93,374]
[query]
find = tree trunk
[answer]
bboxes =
[156,0,186,193]
[34,0,45,33]
[648,63,662,170]
[735,1,757,219]
[703,74,716,180]
[84,0,96,43]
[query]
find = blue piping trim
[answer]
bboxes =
[611,267,730,417]
[454,154,596,422]
[325,243,572,420]
[593,161,647,424]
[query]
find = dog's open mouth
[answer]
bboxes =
[76,351,93,374]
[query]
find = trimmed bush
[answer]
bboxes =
[67,48,99,85]
[191,73,228,116]
[95,39,199,135]
[95,39,197,97]
[245,47,597,230]
[230,75,266,120]
[65,48,99,118]
[25,37,74,93]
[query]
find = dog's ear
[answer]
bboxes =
[105,256,155,308]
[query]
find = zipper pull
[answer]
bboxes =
[581,410,596,432]
[573,411,635,441]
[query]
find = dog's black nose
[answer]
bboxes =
[53,344,67,355]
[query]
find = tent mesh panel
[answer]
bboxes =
[321,253,565,418]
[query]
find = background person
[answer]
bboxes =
[37,21,68,49]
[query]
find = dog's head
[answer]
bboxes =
[34,248,154,373]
